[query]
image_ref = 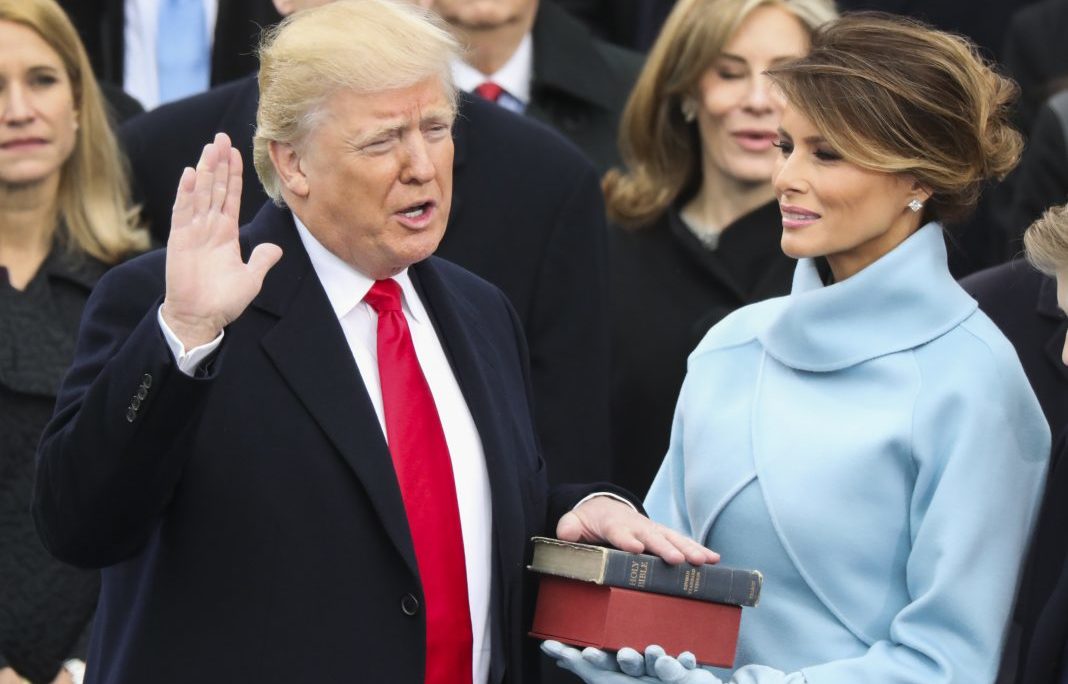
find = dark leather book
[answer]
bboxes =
[529,575,742,667]
[529,537,762,607]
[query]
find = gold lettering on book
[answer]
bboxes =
[681,568,702,595]
[627,559,650,588]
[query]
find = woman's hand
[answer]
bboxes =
[161,132,282,349]
[541,641,723,683]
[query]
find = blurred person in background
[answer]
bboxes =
[57,0,282,109]
[0,1,148,683]
[604,0,836,497]
[433,0,643,173]
[1008,202,1068,684]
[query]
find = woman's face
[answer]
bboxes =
[772,105,928,281]
[694,5,809,188]
[0,20,78,188]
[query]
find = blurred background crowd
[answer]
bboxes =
[5,0,1068,682]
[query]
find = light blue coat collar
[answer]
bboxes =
[759,223,977,372]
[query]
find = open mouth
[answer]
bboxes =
[399,202,432,219]
[733,131,778,151]
[395,201,437,228]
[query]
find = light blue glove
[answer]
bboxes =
[541,641,723,683]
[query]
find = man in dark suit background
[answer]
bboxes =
[119,0,614,487]
[433,0,642,173]
[57,0,281,108]
[33,3,713,682]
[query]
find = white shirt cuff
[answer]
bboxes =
[157,305,224,376]
[573,491,638,512]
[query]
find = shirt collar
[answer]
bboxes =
[450,32,533,105]
[758,222,977,372]
[291,212,426,324]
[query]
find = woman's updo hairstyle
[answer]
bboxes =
[766,12,1022,224]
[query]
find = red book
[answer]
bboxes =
[529,575,742,667]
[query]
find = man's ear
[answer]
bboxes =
[269,140,310,199]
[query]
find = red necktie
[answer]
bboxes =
[364,279,473,684]
[474,81,504,103]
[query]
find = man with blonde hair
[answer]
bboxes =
[33,2,714,683]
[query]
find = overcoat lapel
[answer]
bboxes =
[240,204,418,577]
[411,259,526,684]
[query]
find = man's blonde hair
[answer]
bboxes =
[253,0,461,203]
[1025,203,1068,275]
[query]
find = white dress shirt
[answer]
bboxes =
[159,212,494,682]
[124,0,218,109]
[451,33,532,114]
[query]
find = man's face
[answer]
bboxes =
[430,0,537,31]
[282,77,455,279]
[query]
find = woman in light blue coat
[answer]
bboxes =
[545,12,1050,684]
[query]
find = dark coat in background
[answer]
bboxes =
[552,0,673,52]
[0,250,106,683]
[1014,430,1068,684]
[836,0,1042,61]
[609,202,795,498]
[960,259,1068,436]
[57,0,280,93]
[527,0,643,174]
[960,260,1068,682]
[1001,0,1068,135]
[1005,92,1068,251]
[118,79,613,485]
[33,202,630,683]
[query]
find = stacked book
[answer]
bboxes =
[527,537,762,668]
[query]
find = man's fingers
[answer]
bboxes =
[221,147,243,222]
[247,244,283,284]
[555,511,585,541]
[171,166,197,232]
[192,142,218,216]
[634,525,718,566]
[210,139,231,213]
[660,527,720,565]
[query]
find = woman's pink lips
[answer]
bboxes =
[780,204,820,229]
[732,131,778,152]
[0,138,47,151]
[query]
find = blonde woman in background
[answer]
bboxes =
[606,0,836,497]
[0,1,147,682]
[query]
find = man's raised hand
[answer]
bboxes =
[161,132,282,349]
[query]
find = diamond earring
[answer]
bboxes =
[908,199,923,213]
[681,98,698,123]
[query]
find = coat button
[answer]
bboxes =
[137,387,148,400]
[131,396,142,410]
[141,373,152,388]
[401,593,419,616]
[126,407,137,423]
